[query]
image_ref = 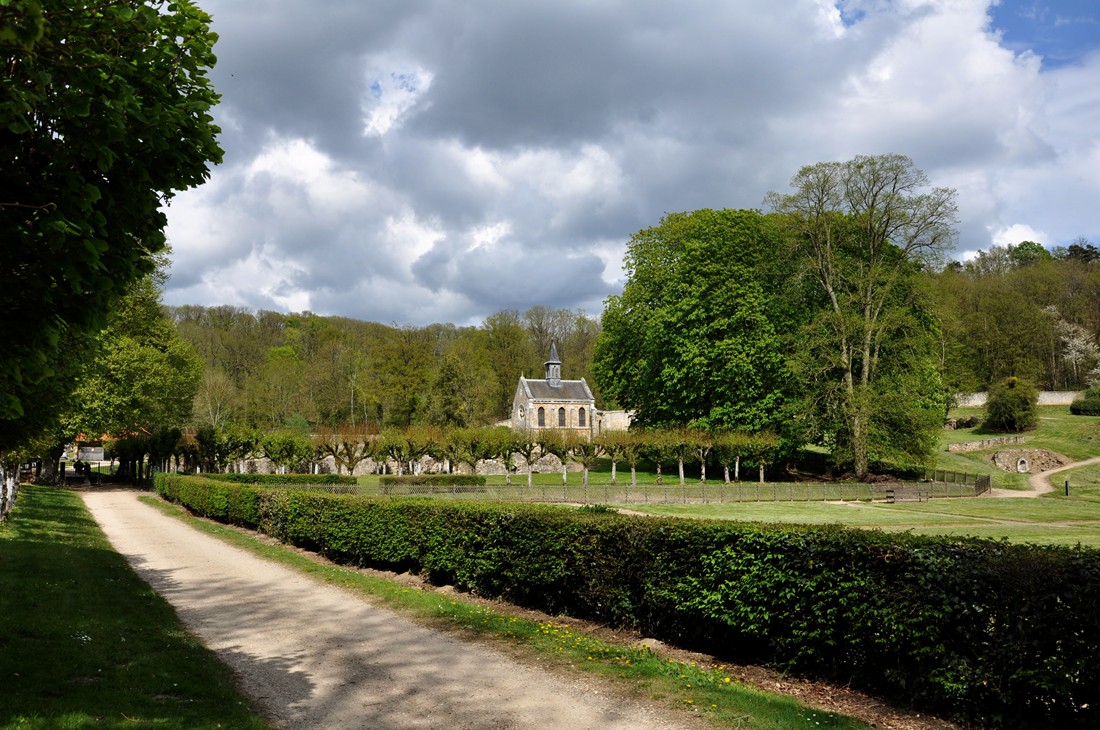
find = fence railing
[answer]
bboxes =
[339,473,986,505]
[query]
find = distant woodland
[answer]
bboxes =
[169,305,602,431]
[169,238,1100,434]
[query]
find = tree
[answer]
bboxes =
[985,376,1039,432]
[766,154,958,477]
[261,431,314,474]
[67,272,203,440]
[1,0,222,443]
[594,209,792,432]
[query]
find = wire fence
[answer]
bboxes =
[338,471,987,504]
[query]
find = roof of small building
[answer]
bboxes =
[518,376,594,402]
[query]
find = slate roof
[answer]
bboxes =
[519,376,594,402]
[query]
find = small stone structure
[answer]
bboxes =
[990,449,1069,474]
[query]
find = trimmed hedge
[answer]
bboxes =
[379,474,486,487]
[1069,397,1100,415]
[200,473,358,486]
[155,473,1099,728]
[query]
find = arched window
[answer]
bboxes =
[558,407,566,427]
[537,407,545,427]
[578,407,586,427]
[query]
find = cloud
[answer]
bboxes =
[163,0,1100,325]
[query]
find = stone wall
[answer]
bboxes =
[956,391,1084,407]
[948,436,1025,453]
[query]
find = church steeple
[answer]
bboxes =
[544,342,562,387]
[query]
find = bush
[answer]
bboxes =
[1070,397,1100,415]
[984,376,1038,432]
[155,474,1100,729]
[201,473,357,486]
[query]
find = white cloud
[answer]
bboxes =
[991,223,1049,246]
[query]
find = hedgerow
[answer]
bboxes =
[154,473,1098,728]
[199,473,357,486]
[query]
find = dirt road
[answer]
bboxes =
[82,489,702,730]
[987,455,1100,498]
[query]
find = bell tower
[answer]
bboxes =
[544,342,562,387]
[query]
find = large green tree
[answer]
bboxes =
[0,0,221,447]
[594,209,792,432]
[766,154,957,476]
[66,272,203,439]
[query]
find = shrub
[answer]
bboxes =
[984,376,1038,432]
[1070,397,1100,415]
[155,474,1100,728]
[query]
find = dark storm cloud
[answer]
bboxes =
[163,0,1100,325]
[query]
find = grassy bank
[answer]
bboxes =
[0,486,270,730]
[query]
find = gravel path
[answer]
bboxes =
[82,489,702,730]
[987,455,1100,498]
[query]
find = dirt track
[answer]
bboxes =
[82,489,702,730]
[988,455,1100,498]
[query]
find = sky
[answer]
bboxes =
[162,0,1100,327]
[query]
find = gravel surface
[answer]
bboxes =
[82,489,705,730]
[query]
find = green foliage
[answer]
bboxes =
[985,376,1039,432]
[67,272,203,438]
[0,0,222,438]
[768,155,956,477]
[260,431,315,473]
[1070,397,1100,415]
[594,209,793,432]
[157,474,1100,728]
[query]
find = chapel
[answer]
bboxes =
[511,343,596,434]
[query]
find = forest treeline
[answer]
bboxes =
[170,237,1100,434]
[168,304,602,431]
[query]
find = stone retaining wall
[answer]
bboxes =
[948,436,1025,453]
[956,391,1083,407]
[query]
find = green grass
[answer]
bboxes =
[138,496,871,729]
[0,486,270,730]
[935,406,1100,486]
[624,496,1100,547]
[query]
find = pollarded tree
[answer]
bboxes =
[594,209,793,433]
[712,430,751,483]
[0,0,222,444]
[766,154,958,477]
[570,437,603,489]
[261,431,314,475]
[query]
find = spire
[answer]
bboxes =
[544,342,562,387]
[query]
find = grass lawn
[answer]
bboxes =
[934,406,1100,489]
[0,486,270,730]
[626,496,1100,547]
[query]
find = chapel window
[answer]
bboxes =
[558,407,566,427]
[538,407,545,427]
[578,407,586,427]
